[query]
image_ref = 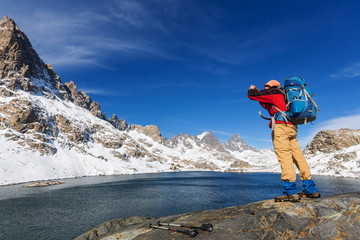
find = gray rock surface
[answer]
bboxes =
[21,180,64,187]
[163,132,200,149]
[109,114,128,131]
[132,124,163,144]
[305,128,360,154]
[76,192,360,240]
[224,133,257,152]
[199,132,227,152]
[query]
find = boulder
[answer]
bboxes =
[305,128,360,154]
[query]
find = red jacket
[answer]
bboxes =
[248,87,293,127]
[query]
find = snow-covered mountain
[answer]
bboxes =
[0,16,358,185]
[0,16,280,185]
[304,129,360,178]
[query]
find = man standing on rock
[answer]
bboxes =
[247,80,320,202]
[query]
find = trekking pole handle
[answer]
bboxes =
[150,224,198,238]
[200,223,214,232]
[176,229,198,238]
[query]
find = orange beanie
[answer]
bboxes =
[264,80,280,87]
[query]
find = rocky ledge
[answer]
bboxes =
[76,192,360,240]
[21,180,64,187]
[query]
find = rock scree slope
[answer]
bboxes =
[75,192,360,240]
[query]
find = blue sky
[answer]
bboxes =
[1,0,360,149]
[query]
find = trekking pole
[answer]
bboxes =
[158,222,214,232]
[149,224,198,238]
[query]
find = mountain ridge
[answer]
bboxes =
[0,16,359,185]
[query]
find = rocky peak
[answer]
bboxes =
[62,81,105,119]
[133,125,163,144]
[64,81,91,109]
[304,128,360,154]
[0,16,17,34]
[163,132,199,149]
[1,16,48,81]
[198,131,227,152]
[224,134,256,152]
[109,114,128,131]
[0,16,110,121]
[0,16,65,97]
[164,132,258,154]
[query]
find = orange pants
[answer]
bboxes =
[272,124,312,182]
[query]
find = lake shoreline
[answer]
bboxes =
[75,192,360,240]
[1,169,359,188]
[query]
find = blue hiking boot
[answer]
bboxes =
[301,180,320,198]
[298,191,321,198]
[275,194,301,202]
[275,181,300,202]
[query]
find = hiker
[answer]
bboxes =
[247,79,320,202]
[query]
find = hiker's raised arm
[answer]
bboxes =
[249,85,257,90]
[247,88,274,103]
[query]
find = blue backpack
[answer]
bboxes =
[274,76,320,125]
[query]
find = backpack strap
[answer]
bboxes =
[303,88,320,112]
[259,110,271,120]
[259,106,290,131]
[276,86,286,95]
[273,105,295,128]
[273,105,289,122]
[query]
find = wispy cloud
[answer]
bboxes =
[314,113,360,131]
[108,0,148,28]
[199,128,234,137]
[330,62,360,78]
[3,1,176,68]
[41,45,101,67]
[79,88,133,97]
[240,135,273,143]
[200,18,319,65]
[1,0,330,72]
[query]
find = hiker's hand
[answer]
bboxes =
[249,85,256,90]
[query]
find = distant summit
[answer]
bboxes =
[224,134,257,152]
[164,131,254,154]
[197,131,227,152]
